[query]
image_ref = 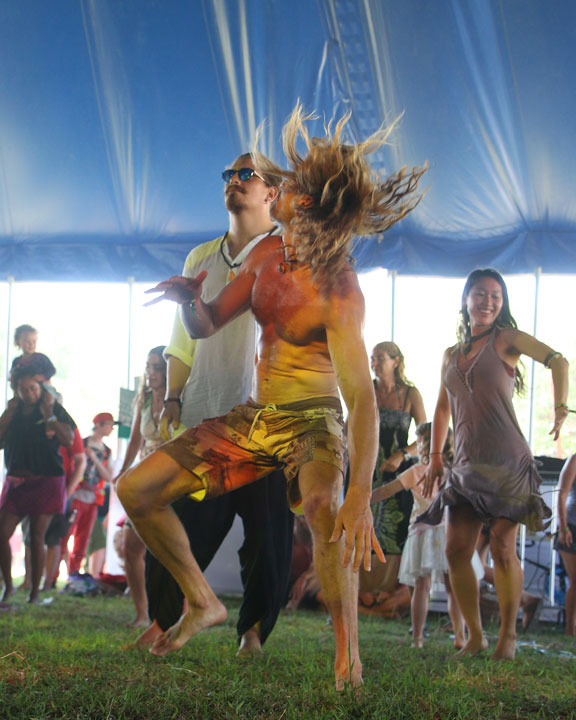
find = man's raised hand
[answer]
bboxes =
[144,271,208,307]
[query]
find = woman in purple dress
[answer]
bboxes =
[421,268,569,659]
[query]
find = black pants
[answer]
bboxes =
[145,468,294,645]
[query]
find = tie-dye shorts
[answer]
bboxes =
[158,396,345,512]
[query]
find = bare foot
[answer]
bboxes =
[127,617,151,629]
[521,596,543,632]
[457,636,489,656]
[411,637,424,649]
[335,663,363,692]
[150,599,227,657]
[128,621,163,650]
[2,585,15,602]
[492,633,516,660]
[236,627,262,658]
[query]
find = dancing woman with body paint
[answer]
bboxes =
[420,268,569,660]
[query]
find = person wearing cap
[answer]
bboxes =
[63,412,116,574]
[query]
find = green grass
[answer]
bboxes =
[1,591,576,719]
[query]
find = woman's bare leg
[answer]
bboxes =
[28,514,52,603]
[123,526,149,627]
[445,505,487,654]
[411,575,431,647]
[559,551,576,636]
[0,511,22,600]
[490,518,522,659]
[444,572,466,648]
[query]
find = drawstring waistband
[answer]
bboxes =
[246,397,342,441]
[248,403,278,440]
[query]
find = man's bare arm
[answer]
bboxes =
[146,264,256,340]
[325,279,384,572]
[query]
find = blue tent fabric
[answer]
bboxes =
[0,0,575,281]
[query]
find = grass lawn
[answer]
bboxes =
[1,590,575,719]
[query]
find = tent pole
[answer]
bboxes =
[523,268,540,594]
[3,277,14,411]
[2,277,14,485]
[390,269,396,341]
[127,277,135,389]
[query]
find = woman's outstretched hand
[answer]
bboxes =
[419,458,443,499]
[550,404,570,441]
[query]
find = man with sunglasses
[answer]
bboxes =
[135,154,294,658]
[119,106,424,689]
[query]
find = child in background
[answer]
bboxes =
[9,324,56,389]
[372,422,479,649]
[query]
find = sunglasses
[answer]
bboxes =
[221,167,266,183]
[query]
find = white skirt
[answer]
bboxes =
[398,524,484,593]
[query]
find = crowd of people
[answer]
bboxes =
[0,105,574,688]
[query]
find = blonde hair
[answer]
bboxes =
[372,341,412,387]
[253,104,426,286]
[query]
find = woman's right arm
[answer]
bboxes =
[116,405,144,478]
[557,454,576,547]
[0,398,19,444]
[421,349,452,498]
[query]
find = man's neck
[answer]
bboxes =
[226,212,276,260]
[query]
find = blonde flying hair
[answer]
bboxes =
[253,104,426,286]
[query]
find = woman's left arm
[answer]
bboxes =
[504,330,570,439]
[40,392,75,446]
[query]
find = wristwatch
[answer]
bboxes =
[402,450,411,462]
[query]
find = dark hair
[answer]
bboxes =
[148,346,167,365]
[11,365,43,392]
[457,268,524,394]
[14,324,37,347]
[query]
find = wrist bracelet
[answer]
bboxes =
[163,398,182,409]
[544,350,562,369]
[430,452,442,456]
[555,402,569,410]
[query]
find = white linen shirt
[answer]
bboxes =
[164,230,278,428]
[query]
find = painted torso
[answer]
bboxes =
[246,236,358,404]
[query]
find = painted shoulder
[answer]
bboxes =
[240,234,283,270]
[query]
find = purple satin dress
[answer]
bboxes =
[419,331,551,531]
